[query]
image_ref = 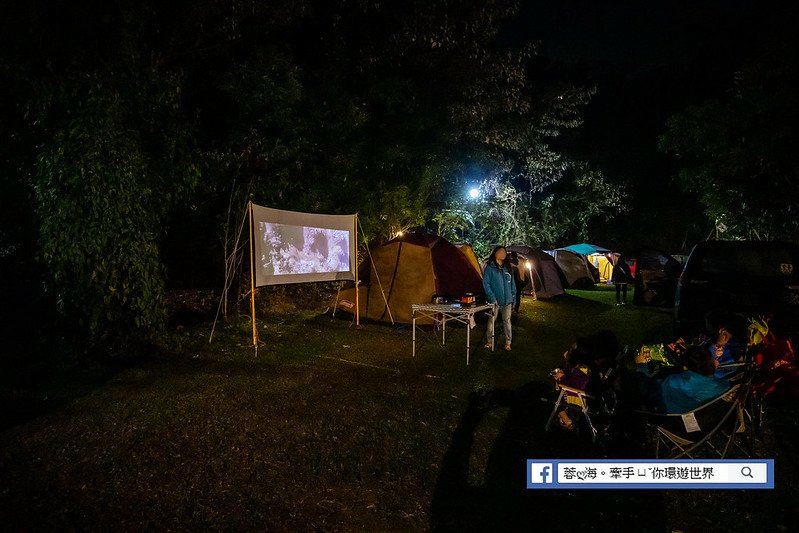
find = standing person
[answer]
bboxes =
[612,254,633,306]
[483,246,517,351]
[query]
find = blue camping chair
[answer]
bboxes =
[634,381,752,459]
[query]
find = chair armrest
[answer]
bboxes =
[557,384,594,398]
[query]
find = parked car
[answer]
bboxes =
[674,240,799,335]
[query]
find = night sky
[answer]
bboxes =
[516,0,797,249]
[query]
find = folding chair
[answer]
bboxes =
[717,362,749,381]
[634,382,751,458]
[544,384,599,441]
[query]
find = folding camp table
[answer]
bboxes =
[411,303,496,365]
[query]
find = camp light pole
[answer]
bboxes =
[526,261,537,301]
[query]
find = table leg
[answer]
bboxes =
[466,315,471,365]
[442,316,446,345]
[491,305,496,351]
[412,310,416,358]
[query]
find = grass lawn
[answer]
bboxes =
[1,286,797,531]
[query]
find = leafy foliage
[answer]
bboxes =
[32,71,198,348]
[183,0,603,257]
[437,164,624,257]
[530,164,627,247]
[4,0,610,351]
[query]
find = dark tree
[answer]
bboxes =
[659,44,799,241]
[1,0,609,351]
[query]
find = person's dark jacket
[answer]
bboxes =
[612,260,633,284]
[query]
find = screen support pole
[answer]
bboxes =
[355,213,360,326]
[248,200,258,356]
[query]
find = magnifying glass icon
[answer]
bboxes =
[741,466,754,478]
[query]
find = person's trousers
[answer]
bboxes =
[487,304,513,345]
[616,283,628,302]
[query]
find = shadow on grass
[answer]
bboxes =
[430,380,666,532]
[0,351,157,432]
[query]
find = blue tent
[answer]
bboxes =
[562,243,612,255]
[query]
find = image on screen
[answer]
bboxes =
[259,223,350,276]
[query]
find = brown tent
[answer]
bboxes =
[337,233,484,324]
[454,243,484,277]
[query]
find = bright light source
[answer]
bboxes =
[468,188,480,199]
[526,261,532,269]
[396,231,404,237]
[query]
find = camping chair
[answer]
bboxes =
[544,378,621,443]
[544,361,623,443]
[634,382,751,459]
[545,383,599,441]
[717,362,749,381]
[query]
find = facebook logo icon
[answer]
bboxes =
[528,462,555,487]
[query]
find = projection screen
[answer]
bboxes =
[251,203,357,287]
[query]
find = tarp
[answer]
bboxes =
[506,245,566,299]
[562,243,612,256]
[337,233,484,324]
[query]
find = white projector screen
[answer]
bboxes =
[251,203,357,287]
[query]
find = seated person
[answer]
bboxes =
[750,315,799,400]
[705,311,746,377]
[636,339,688,382]
[635,345,731,414]
[552,338,595,429]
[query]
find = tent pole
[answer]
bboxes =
[248,200,258,356]
[210,192,250,344]
[358,220,394,325]
[355,214,360,326]
[331,281,342,318]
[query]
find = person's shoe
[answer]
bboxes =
[504,343,512,351]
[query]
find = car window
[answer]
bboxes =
[698,245,797,278]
